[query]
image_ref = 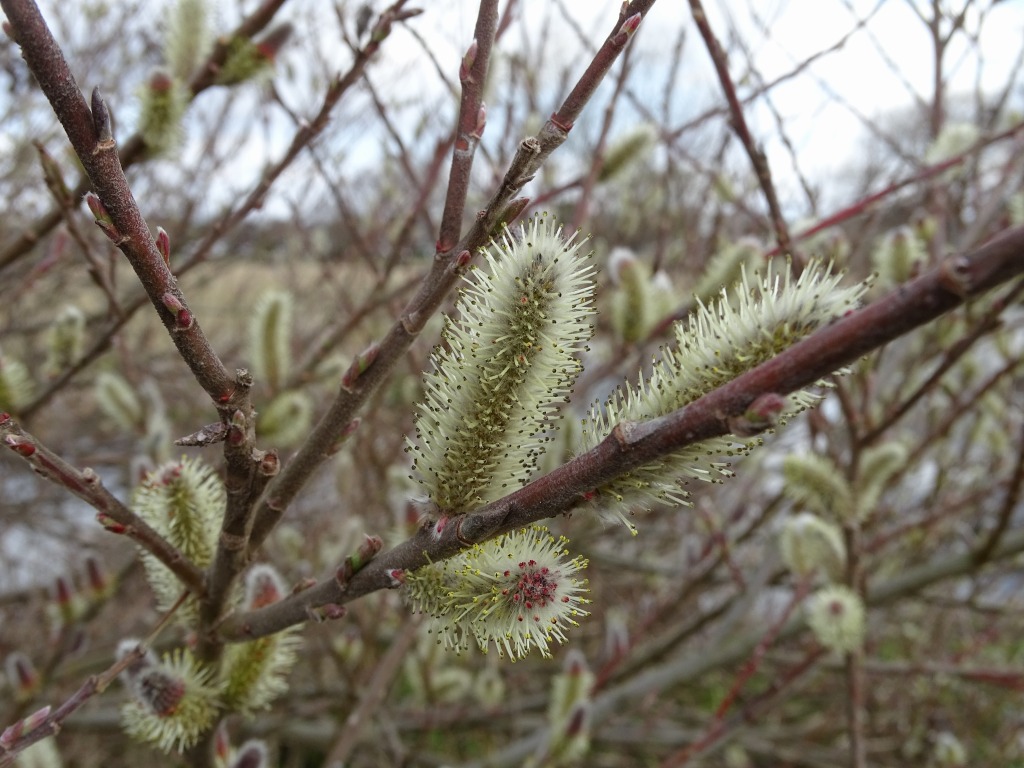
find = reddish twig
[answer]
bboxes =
[0,413,205,596]
[435,0,499,254]
[687,0,794,258]
[659,579,811,767]
[0,591,188,767]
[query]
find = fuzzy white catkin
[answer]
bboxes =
[409,215,595,515]
[583,260,867,531]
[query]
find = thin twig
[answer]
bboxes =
[687,0,794,259]
[0,414,205,595]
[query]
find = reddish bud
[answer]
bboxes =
[614,12,642,45]
[291,577,317,594]
[246,567,285,609]
[161,292,184,314]
[306,603,347,623]
[4,434,36,457]
[460,39,478,82]
[85,555,109,596]
[214,722,232,761]
[455,250,472,269]
[155,227,171,267]
[431,516,449,541]
[96,512,128,534]
[341,342,380,391]
[53,575,77,623]
[91,87,114,149]
[256,23,292,61]
[387,568,406,586]
[227,410,247,445]
[729,392,787,437]
[565,703,589,737]
[83,196,123,242]
[17,705,51,737]
[258,450,280,477]
[0,412,10,425]
[497,197,531,229]
[471,102,487,138]
[338,534,384,583]
[137,668,186,716]
[175,308,194,330]
[5,653,40,699]
[53,575,73,606]
[232,741,269,768]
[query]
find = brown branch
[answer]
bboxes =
[435,0,499,253]
[219,225,1024,642]
[2,0,236,405]
[0,414,205,596]
[687,0,794,258]
[860,278,1023,445]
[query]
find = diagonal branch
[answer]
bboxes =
[0,414,205,597]
[687,0,794,258]
[218,225,1024,642]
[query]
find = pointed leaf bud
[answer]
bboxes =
[341,342,380,392]
[96,512,128,534]
[52,575,78,624]
[612,12,642,45]
[729,392,786,437]
[85,192,123,241]
[306,603,347,623]
[459,39,478,82]
[5,652,40,702]
[34,141,71,204]
[91,87,115,150]
[155,227,171,267]
[471,102,487,139]
[84,555,112,599]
